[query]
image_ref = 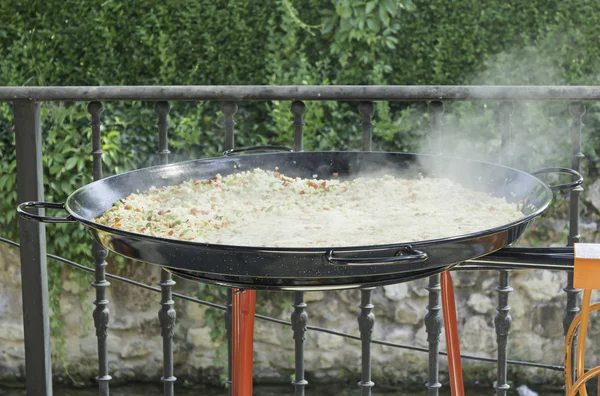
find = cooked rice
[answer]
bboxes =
[95,168,524,247]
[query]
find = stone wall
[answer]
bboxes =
[1,223,600,390]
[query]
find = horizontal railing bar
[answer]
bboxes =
[0,236,575,373]
[2,86,600,102]
[0,237,224,310]
[253,313,566,371]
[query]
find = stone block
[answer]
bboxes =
[462,316,495,354]
[187,327,219,350]
[383,283,409,301]
[393,303,421,325]
[467,293,494,314]
[0,323,24,341]
[119,340,154,359]
[304,291,325,303]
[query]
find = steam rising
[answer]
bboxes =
[413,45,576,189]
[104,47,578,249]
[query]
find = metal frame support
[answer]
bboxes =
[290,102,308,395]
[357,103,376,396]
[155,101,176,396]
[89,101,111,396]
[425,101,444,396]
[222,101,237,395]
[14,100,53,396]
[495,101,515,396]
[564,102,586,386]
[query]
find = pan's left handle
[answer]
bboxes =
[531,167,583,192]
[17,201,77,223]
[223,145,293,156]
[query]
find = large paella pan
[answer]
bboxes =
[18,149,581,290]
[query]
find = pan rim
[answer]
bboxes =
[65,151,553,253]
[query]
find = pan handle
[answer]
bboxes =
[17,201,77,224]
[531,167,583,191]
[223,145,293,156]
[327,245,428,266]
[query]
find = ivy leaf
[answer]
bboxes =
[65,157,78,170]
[366,18,380,32]
[0,174,10,190]
[365,1,376,14]
[338,4,352,18]
[61,180,71,194]
[322,17,336,34]
[403,0,416,11]
[383,0,398,16]
[77,158,85,172]
[378,4,388,24]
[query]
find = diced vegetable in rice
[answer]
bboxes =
[95,169,524,247]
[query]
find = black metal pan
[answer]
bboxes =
[17,148,581,290]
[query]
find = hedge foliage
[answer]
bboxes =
[2,0,600,364]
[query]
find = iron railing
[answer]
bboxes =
[2,85,593,396]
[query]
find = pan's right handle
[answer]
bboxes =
[223,145,293,156]
[531,167,583,191]
[17,201,77,224]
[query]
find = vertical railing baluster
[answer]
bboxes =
[90,102,104,181]
[14,100,53,396]
[425,101,444,396]
[222,101,237,395]
[359,101,374,151]
[358,287,375,396]
[291,292,308,395]
[425,275,442,396]
[89,101,111,396]
[357,102,375,396]
[224,289,233,392]
[494,101,515,396]
[564,102,585,386]
[290,101,308,395]
[499,101,515,166]
[291,100,305,152]
[494,273,513,396]
[429,101,444,154]
[157,102,171,165]
[155,102,176,396]
[223,102,237,153]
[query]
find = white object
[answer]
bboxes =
[516,385,539,396]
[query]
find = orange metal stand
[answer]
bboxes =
[231,289,256,396]
[441,271,465,396]
[230,276,463,396]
